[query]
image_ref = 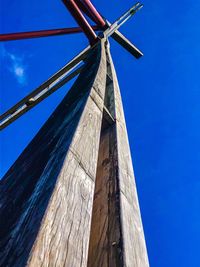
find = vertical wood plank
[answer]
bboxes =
[87,122,122,267]
[106,46,149,267]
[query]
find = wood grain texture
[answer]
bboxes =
[87,48,149,267]
[87,123,122,267]
[106,46,149,267]
[0,40,149,267]
[0,40,107,267]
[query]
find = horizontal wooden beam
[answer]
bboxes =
[111,30,143,58]
[102,2,144,59]
[105,17,143,59]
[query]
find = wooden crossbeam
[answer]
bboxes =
[0,66,83,130]
[104,2,144,58]
[0,3,143,130]
[112,30,143,58]
[0,46,90,130]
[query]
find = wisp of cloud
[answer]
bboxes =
[0,44,27,86]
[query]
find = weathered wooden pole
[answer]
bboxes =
[87,44,149,267]
[0,40,149,267]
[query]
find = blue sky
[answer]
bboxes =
[1,0,200,266]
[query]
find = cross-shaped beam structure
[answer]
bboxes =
[0,1,143,57]
[0,1,143,130]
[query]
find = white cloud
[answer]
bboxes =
[12,64,26,85]
[1,44,27,85]
[15,67,24,77]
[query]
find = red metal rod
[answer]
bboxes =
[74,0,106,28]
[62,0,97,45]
[0,26,100,41]
[76,0,106,28]
[74,0,98,23]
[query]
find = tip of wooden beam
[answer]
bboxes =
[112,30,143,59]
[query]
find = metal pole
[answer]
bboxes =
[75,0,106,28]
[0,26,100,42]
[62,0,97,45]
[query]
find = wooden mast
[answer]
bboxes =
[0,40,149,266]
[87,43,149,267]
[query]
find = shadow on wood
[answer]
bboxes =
[0,42,106,267]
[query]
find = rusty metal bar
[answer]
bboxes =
[75,0,106,28]
[0,26,100,42]
[62,0,97,45]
